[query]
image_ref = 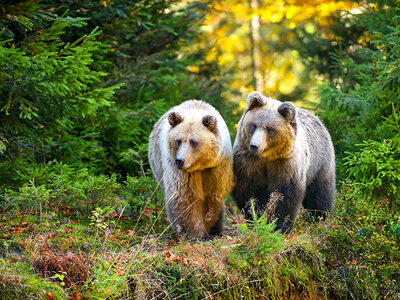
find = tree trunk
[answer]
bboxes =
[249,0,263,93]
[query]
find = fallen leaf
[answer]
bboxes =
[164,251,176,262]
[331,225,339,230]
[192,260,200,267]
[358,265,367,269]
[346,259,357,265]
[46,291,56,299]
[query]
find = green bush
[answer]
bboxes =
[345,137,400,210]
[0,7,121,168]
[314,4,400,183]
[1,161,121,215]
[230,200,285,269]
[122,175,162,216]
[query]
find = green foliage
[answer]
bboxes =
[345,137,400,209]
[79,174,121,214]
[5,180,51,217]
[0,0,230,184]
[1,161,121,215]
[309,7,400,296]
[81,260,127,299]
[324,186,400,298]
[89,206,116,232]
[0,5,122,171]
[122,175,162,216]
[240,200,285,256]
[229,200,285,270]
[0,259,67,299]
[313,3,400,186]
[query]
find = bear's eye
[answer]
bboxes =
[251,124,257,131]
[175,139,182,147]
[267,127,275,133]
[190,140,198,148]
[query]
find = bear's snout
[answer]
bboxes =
[249,129,266,155]
[175,158,184,169]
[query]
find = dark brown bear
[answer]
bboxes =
[232,91,335,232]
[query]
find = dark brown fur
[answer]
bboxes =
[232,92,335,232]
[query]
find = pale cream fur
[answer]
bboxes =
[149,100,233,237]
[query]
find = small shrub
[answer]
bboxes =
[122,175,162,216]
[89,206,116,240]
[232,199,285,268]
[79,173,122,214]
[6,180,52,216]
[345,136,400,210]
[2,162,123,215]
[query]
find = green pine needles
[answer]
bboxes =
[237,199,285,259]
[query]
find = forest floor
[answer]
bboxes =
[1,195,399,299]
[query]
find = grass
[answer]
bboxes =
[1,186,400,299]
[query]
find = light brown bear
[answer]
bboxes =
[232,91,335,232]
[148,100,233,238]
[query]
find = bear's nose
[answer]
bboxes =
[249,144,259,153]
[175,158,184,169]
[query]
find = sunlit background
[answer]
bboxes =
[185,0,359,109]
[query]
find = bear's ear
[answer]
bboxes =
[278,102,296,123]
[246,91,265,112]
[168,111,184,128]
[202,115,218,133]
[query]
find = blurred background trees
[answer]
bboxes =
[195,0,356,104]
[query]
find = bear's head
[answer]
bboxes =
[167,111,220,171]
[239,91,297,160]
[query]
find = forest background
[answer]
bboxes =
[0,0,399,299]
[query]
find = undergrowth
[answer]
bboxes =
[1,174,399,299]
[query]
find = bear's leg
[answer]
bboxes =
[303,175,335,220]
[165,198,185,236]
[232,180,253,217]
[273,183,305,233]
[238,190,269,220]
[233,181,267,220]
[168,207,209,238]
[209,208,224,236]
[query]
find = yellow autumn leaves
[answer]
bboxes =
[188,0,359,104]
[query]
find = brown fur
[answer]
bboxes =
[232,92,335,232]
[149,100,233,238]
